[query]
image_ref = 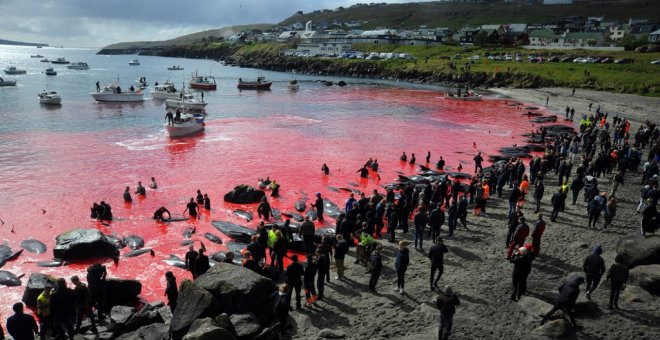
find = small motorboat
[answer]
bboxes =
[150,81,180,100]
[188,72,216,90]
[128,59,140,66]
[45,67,57,76]
[0,77,17,86]
[50,57,70,64]
[287,79,299,91]
[91,80,145,102]
[444,92,482,101]
[165,93,207,111]
[38,90,62,105]
[168,65,184,70]
[166,111,205,137]
[237,76,272,90]
[67,62,89,70]
[4,66,27,75]
[30,54,44,58]
[40,58,49,62]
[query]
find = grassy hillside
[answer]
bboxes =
[280,1,660,29]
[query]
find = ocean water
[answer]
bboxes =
[0,45,559,315]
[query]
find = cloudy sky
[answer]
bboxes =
[1,0,432,47]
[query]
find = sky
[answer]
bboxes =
[0,0,434,48]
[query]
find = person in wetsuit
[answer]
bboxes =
[183,197,198,217]
[321,163,329,175]
[153,206,171,221]
[357,166,369,178]
[123,186,132,203]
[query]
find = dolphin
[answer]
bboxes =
[0,243,23,268]
[0,270,22,287]
[37,259,65,267]
[327,186,340,193]
[180,240,194,246]
[233,209,253,222]
[271,208,282,221]
[20,239,47,254]
[212,221,256,243]
[123,235,144,250]
[123,248,153,258]
[163,254,187,269]
[323,200,340,218]
[105,234,125,249]
[305,209,317,221]
[204,232,223,244]
[183,226,196,239]
[281,212,304,222]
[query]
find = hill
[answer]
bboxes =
[279,0,660,29]
[0,38,48,47]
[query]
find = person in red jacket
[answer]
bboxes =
[530,213,546,256]
[507,216,529,259]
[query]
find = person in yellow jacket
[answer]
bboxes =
[37,286,53,340]
[267,225,279,266]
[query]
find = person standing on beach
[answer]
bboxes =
[394,241,410,294]
[285,255,304,310]
[164,271,178,312]
[530,214,546,256]
[429,236,449,291]
[50,278,75,340]
[6,302,38,340]
[507,216,529,260]
[428,203,444,241]
[437,156,445,171]
[509,246,534,301]
[583,245,605,300]
[303,255,318,306]
[413,206,428,250]
[300,216,316,255]
[436,286,460,340]
[316,250,330,301]
[334,234,348,280]
[550,188,565,222]
[533,180,544,214]
[473,152,483,173]
[36,286,53,340]
[606,255,629,309]
[368,244,383,293]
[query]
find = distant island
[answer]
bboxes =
[0,38,48,47]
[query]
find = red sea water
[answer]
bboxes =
[0,46,563,318]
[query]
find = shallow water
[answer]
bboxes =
[0,45,562,316]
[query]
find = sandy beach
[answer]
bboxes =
[285,88,660,340]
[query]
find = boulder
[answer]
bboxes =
[124,302,165,332]
[195,262,277,315]
[182,318,237,340]
[318,328,346,339]
[532,319,571,338]
[115,323,170,340]
[214,313,236,336]
[517,296,558,320]
[157,305,173,325]
[629,264,660,295]
[621,285,654,303]
[170,280,220,338]
[229,313,261,340]
[105,279,142,306]
[223,185,265,204]
[616,236,660,269]
[53,228,119,260]
[110,305,135,326]
[21,273,57,307]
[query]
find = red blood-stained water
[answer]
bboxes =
[0,86,562,317]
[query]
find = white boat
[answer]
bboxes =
[287,79,299,91]
[128,59,140,66]
[45,67,57,76]
[67,62,89,70]
[150,81,180,100]
[166,112,205,137]
[50,57,70,64]
[4,66,27,75]
[444,93,482,101]
[167,65,184,70]
[135,76,148,89]
[0,77,17,86]
[165,93,208,110]
[38,90,62,105]
[91,81,145,102]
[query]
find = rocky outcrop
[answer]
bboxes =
[629,264,660,295]
[195,262,277,315]
[621,285,655,303]
[182,318,237,340]
[229,313,261,340]
[53,228,119,260]
[21,273,57,307]
[533,319,571,338]
[111,306,136,326]
[124,302,165,332]
[616,236,660,269]
[170,280,220,338]
[115,323,170,340]
[223,185,266,204]
[105,279,142,307]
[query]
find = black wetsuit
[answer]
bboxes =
[186,201,198,217]
[153,207,171,220]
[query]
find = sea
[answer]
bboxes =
[0,45,558,316]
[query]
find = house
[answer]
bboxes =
[528,29,564,46]
[649,29,660,43]
[277,31,300,43]
[456,26,481,45]
[500,24,528,46]
[564,32,606,47]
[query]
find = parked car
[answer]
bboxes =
[614,58,633,64]
[560,56,574,63]
[651,60,660,65]
[547,56,560,62]
[504,55,513,61]
[468,55,480,61]
[453,54,462,60]
[515,55,523,62]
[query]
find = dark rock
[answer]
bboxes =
[532,319,570,338]
[22,273,57,307]
[124,301,165,332]
[182,318,237,340]
[214,313,237,336]
[629,264,660,295]
[105,279,142,306]
[616,236,660,268]
[318,328,346,339]
[223,185,265,204]
[229,313,261,340]
[157,305,173,325]
[110,305,135,325]
[621,285,654,303]
[195,262,277,315]
[53,228,119,260]
[115,323,170,340]
[170,280,220,338]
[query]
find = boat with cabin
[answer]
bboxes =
[67,62,89,70]
[166,111,205,137]
[168,65,184,70]
[45,67,57,76]
[150,81,180,100]
[237,76,272,90]
[91,80,145,102]
[30,54,43,58]
[287,79,299,91]
[0,77,17,86]
[188,72,216,90]
[4,66,27,75]
[50,57,70,64]
[128,59,140,66]
[38,90,62,105]
[165,92,208,111]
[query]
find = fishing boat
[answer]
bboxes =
[0,77,17,86]
[135,76,148,89]
[4,66,27,75]
[30,54,43,58]
[287,79,299,91]
[166,111,205,137]
[444,92,482,101]
[91,80,145,102]
[167,65,184,70]
[150,81,180,100]
[165,93,207,111]
[128,59,140,66]
[38,90,62,105]
[50,57,70,64]
[237,76,272,90]
[67,62,89,70]
[40,58,49,62]
[188,72,216,90]
[45,67,57,76]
